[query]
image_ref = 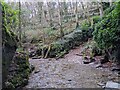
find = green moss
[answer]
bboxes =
[5,52,30,88]
[93,1,120,61]
[36,28,91,58]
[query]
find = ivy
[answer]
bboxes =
[1,1,19,34]
[1,1,19,46]
[93,1,120,60]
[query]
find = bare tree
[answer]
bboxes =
[80,2,86,19]
[75,1,79,28]
[86,2,90,23]
[97,1,104,18]
[109,0,113,6]
[18,0,22,46]
[58,0,64,38]
[37,2,43,24]
[47,2,53,28]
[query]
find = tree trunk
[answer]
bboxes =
[80,2,86,19]
[75,1,79,29]
[37,2,43,23]
[97,1,104,18]
[19,0,22,46]
[109,0,113,6]
[58,1,64,38]
[86,2,91,24]
[47,2,53,28]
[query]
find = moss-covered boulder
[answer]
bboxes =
[4,52,30,88]
[2,23,18,88]
[35,29,92,58]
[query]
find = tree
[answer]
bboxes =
[18,0,22,46]
[58,0,64,38]
[97,1,104,18]
[93,1,120,62]
[109,0,113,6]
[37,2,43,24]
[80,1,86,19]
[47,2,53,28]
[75,0,79,28]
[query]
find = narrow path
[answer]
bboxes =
[26,45,118,88]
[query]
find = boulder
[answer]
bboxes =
[105,81,120,89]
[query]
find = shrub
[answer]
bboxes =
[93,1,120,62]
[80,20,91,30]
[92,16,102,24]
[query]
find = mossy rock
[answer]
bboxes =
[5,52,30,88]
[35,29,92,58]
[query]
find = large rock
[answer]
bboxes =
[2,25,18,88]
[5,52,30,88]
[2,2,17,88]
[105,81,120,89]
[1,2,31,89]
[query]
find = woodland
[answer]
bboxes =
[1,0,120,89]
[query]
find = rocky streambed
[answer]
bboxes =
[25,45,119,88]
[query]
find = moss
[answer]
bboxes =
[5,52,30,88]
[93,1,120,62]
[36,29,91,58]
